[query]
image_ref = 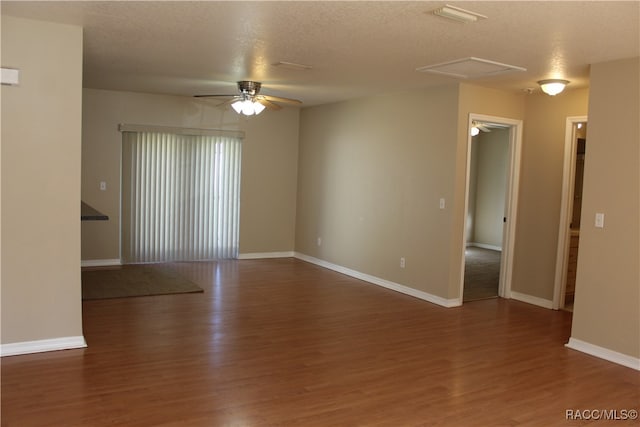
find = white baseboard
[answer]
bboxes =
[566,337,640,371]
[238,251,295,260]
[467,242,502,251]
[1,336,87,357]
[510,291,553,309]
[81,258,121,268]
[294,252,461,308]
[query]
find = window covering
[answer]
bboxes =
[121,130,241,263]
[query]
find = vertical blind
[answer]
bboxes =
[122,130,242,263]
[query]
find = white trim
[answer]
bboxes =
[566,338,640,371]
[295,252,461,308]
[553,116,588,310]
[466,242,502,251]
[81,258,122,268]
[238,251,295,259]
[510,291,553,309]
[499,118,522,300]
[1,336,87,357]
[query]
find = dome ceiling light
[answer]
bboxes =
[538,79,570,96]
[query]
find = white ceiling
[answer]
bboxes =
[2,1,639,107]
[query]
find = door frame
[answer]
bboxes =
[459,113,523,301]
[552,116,587,309]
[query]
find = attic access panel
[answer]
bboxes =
[416,57,526,79]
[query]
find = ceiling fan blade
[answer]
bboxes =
[215,97,240,108]
[193,94,236,98]
[195,96,242,111]
[257,98,282,110]
[472,121,492,133]
[195,81,301,113]
[261,94,302,105]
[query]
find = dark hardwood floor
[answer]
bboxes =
[2,258,638,426]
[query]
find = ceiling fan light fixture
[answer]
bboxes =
[241,99,256,115]
[538,79,570,96]
[231,100,244,114]
[197,80,300,115]
[253,101,266,115]
[231,98,266,116]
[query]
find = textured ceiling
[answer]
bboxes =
[2,1,639,107]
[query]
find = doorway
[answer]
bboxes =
[464,124,509,301]
[553,117,588,310]
[460,114,523,303]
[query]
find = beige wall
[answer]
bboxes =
[296,87,459,300]
[570,57,639,359]
[1,16,84,344]
[81,89,299,261]
[468,129,509,248]
[297,82,591,307]
[238,104,300,254]
[466,136,479,243]
[513,88,589,301]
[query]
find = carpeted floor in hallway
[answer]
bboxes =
[463,246,501,302]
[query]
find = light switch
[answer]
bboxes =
[595,213,605,228]
[100,181,107,191]
[1,68,20,86]
[439,198,446,209]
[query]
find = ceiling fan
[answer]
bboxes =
[470,121,492,136]
[194,81,302,116]
[472,121,492,132]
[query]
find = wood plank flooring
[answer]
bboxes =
[2,258,638,426]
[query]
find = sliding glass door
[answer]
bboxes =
[121,130,242,263]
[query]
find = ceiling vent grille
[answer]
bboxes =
[431,5,487,23]
[416,57,526,79]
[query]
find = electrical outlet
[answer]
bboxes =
[439,198,446,209]
[100,181,107,191]
[317,237,322,246]
[595,213,605,228]
[400,257,406,268]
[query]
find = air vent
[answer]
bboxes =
[272,61,313,71]
[416,57,526,79]
[431,5,487,23]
